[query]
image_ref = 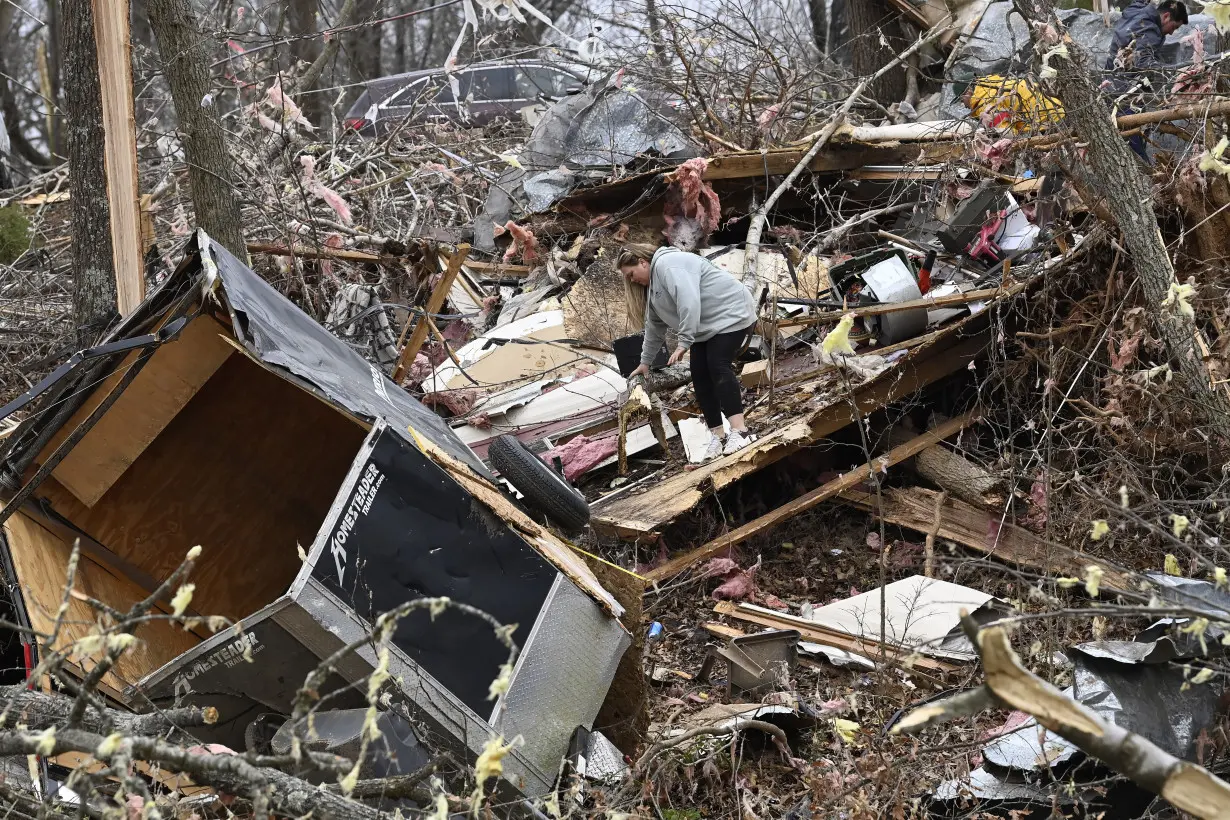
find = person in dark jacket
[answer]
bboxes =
[1105,0,1188,158]
[1106,0,1187,73]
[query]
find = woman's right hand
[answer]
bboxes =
[630,363,649,380]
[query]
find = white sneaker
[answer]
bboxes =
[723,429,756,455]
[701,434,724,461]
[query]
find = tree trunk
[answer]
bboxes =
[145,0,247,259]
[1019,0,1230,447]
[394,7,407,73]
[806,0,827,58]
[62,0,119,343]
[46,0,63,157]
[289,0,324,124]
[348,0,383,81]
[847,0,906,103]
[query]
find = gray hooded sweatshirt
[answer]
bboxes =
[640,247,757,366]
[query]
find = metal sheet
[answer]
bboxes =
[1071,651,1220,761]
[129,597,366,750]
[303,424,558,715]
[490,574,630,777]
[1144,573,1230,620]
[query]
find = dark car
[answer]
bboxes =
[344,61,588,134]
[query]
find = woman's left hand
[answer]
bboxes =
[668,346,688,366]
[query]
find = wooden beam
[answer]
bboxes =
[711,602,959,673]
[838,486,1130,590]
[775,286,1008,329]
[461,258,531,276]
[391,243,469,383]
[247,242,402,266]
[92,0,143,316]
[591,328,988,537]
[703,146,890,180]
[642,411,980,583]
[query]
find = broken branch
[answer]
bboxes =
[896,618,1230,819]
[741,24,954,285]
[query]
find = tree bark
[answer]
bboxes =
[145,0,247,259]
[63,0,119,343]
[1019,0,1230,447]
[847,0,906,102]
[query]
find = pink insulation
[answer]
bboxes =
[663,157,721,250]
[538,432,619,481]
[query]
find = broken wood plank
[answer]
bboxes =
[591,328,987,538]
[93,0,143,315]
[642,411,980,583]
[246,242,402,266]
[739,359,770,388]
[839,486,1131,590]
[391,243,469,383]
[712,602,959,673]
[775,286,1007,329]
[462,258,532,276]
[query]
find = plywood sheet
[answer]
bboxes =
[445,320,586,390]
[43,316,235,507]
[3,512,199,694]
[39,354,367,623]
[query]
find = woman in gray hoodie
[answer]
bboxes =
[618,244,758,460]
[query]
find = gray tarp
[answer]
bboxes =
[202,234,490,474]
[474,79,697,252]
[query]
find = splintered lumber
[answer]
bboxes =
[92,0,143,315]
[712,602,959,673]
[391,243,469,382]
[591,324,987,539]
[463,259,532,276]
[642,411,979,583]
[839,486,1129,590]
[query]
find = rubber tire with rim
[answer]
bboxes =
[489,434,590,535]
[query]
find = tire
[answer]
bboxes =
[489,434,590,535]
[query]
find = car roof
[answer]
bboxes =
[362,60,580,105]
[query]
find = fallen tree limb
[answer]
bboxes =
[1016,97,1230,151]
[775,287,1007,329]
[893,618,1230,819]
[246,242,402,266]
[634,718,793,774]
[0,726,381,820]
[642,410,979,583]
[0,686,216,738]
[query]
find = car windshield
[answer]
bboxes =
[513,66,580,99]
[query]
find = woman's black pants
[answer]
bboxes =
[690,325,751,429]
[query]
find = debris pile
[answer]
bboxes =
[5,0,1230,816]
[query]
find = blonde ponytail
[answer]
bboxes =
[617,243,658,331]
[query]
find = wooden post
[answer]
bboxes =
[392,244,470,383]
[92,0,144,316]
